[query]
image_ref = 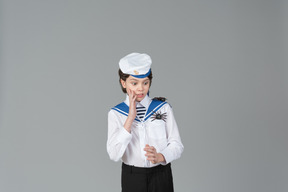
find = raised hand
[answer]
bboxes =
[127,88,137,120]
[123,89,137,133]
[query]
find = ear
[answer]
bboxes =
[120,79,126,89]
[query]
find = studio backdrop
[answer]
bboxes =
[0,0,287,192]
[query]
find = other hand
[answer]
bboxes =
[144,144,165,164]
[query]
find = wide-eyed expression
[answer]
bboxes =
[121,76,150,102]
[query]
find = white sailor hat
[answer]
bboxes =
[119,52,152,78]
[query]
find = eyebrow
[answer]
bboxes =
[130,78,139,81]
[130,78,149,81]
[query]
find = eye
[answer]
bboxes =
[131,82,137,86]
[144,81,149,85]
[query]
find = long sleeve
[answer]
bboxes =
[107,110,132,162]
[160,105,184,164]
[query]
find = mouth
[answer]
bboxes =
[136,94,144,98]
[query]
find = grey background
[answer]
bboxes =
[1,0,287,192]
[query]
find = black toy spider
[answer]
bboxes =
[151,110,167,122]
[152,97,167,102]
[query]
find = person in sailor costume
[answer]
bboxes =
[107,52,184,192]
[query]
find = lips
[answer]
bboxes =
[136,94,144,98]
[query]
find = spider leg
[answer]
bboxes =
[162,116,167,121]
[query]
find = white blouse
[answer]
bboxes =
[107,95,184,167]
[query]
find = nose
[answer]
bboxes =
[137,84,144,91]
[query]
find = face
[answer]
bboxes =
[121,76,150,102]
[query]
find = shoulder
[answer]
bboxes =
[110,101,126,108]
[112,102,128,110]
[151,96,173,111]
[108,102,129,117]
[152,97,167,102]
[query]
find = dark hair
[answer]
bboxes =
[118,69,153,93]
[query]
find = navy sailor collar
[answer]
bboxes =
[112,95,167,122]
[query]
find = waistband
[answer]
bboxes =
[122,162,171,174]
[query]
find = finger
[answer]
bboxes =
[145,151,156,158]
[129,89,134,98]
[128,89,132,96]
[147,157,156,162]
[147,156,156,160]
[145,144,155,149]
[144,147,154,152]
[145,153,156,158]
[129,90,136,102]
[148,148,155,153]
[144,146,155,152]
[130,89,134,96]
[145,148,155,153]
[148,157,156,161]
[132,91,137,101]
[129,90,135,101]
[144,148,151,153]
[143,144,150,150]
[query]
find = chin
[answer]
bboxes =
[136,98,144,102]
[136,96,146,102]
